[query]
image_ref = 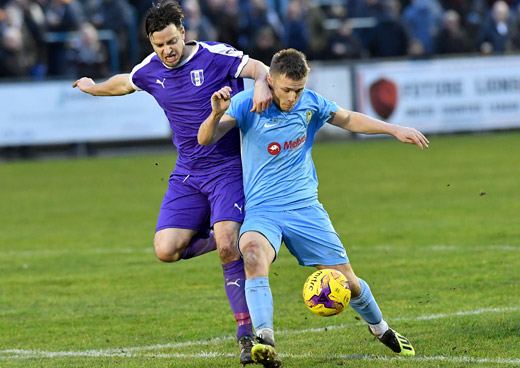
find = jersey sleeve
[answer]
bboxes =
[128,52,155,91]
[200,42,250,79]
[310,90,339,130]
[226,89,254,130]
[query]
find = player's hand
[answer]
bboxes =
[394,126,429,149]
[72,77,96,93]
[211,86,232,114]
[251,81,273,114]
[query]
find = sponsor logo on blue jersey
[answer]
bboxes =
[267,135,306,155]
[267,142,281,155]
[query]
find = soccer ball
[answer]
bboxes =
[303,269,351,316]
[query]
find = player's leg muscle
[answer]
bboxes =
[154,228,198,262]
[316,263,362,298]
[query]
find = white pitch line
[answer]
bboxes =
[1,306,519,361]
[2,352,520,366]
[411,307,520,321]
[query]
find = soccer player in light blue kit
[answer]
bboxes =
[72,0,272,364]
[199,48,429,367]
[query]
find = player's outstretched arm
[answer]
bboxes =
[198,86,237,146]
[72,74,135,96]
[239,58,272,114]
[329,108,429,149]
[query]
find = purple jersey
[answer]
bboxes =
[129,41,248,174]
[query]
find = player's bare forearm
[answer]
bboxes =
[330,109,429,149]
[198,110,225,146]
[72,74,134,96]
[198,87,237,146]
[198,111,237,146]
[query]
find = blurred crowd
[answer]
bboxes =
[2,0,520,79]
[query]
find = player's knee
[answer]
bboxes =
[154,236,185,263]
[216,240,239,263]
[240,241,264,272]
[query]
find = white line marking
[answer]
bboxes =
[1,306,518,361]
[2,352,520,365]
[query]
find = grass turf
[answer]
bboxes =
[1,131,519,367]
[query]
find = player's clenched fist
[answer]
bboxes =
[211,86,232,114]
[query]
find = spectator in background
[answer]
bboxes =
[248,24,282,65]
[84,0,134,70]
[300,0,330,60]
[45,0,84,75]
[477,0,517,53]
[203,0,240,46]
[45,0,84,32]
[365,0,409,58]
[401,0,444,56]
[265,0,289,19]
[0,3,39,77]
[347,0,386,18]
[182,0,216,41]
[65,22,109,77]
[282,0,309,53]
[327,19,365,59]
[238,0,284,53]
[466,0,490,36]
[9,0,48,77]
[344,0,387,53]
[439,0,471,20]
[435,9,473,54]
[0,26,37,76]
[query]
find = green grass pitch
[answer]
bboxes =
[1,131,519,367]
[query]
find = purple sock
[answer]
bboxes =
[222,258,253,339]
[180,232,216,260]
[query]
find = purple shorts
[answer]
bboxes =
[156,165,245,233]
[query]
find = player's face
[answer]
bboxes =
[268,73,307,112]
[149,24,186,68]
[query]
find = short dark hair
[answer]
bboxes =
[145,0,184,37]
[269,49,310,81]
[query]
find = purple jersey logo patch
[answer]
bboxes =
[190,69,204,86]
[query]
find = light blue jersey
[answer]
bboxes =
[226,88,339,212]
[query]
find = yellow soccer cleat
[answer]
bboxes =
[251,342,282,367]
[372,327,415,356]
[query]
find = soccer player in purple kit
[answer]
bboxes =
[72,0,272,364]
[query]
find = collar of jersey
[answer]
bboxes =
[161,40,199,69]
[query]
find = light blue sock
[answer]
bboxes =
[349,278,383,325]
[245,277,273,331]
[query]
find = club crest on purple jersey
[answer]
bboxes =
[190,69,204,86]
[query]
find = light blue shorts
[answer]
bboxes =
[239,203,349,267]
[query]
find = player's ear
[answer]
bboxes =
[180,26,185,40]
[267,74,273,88]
